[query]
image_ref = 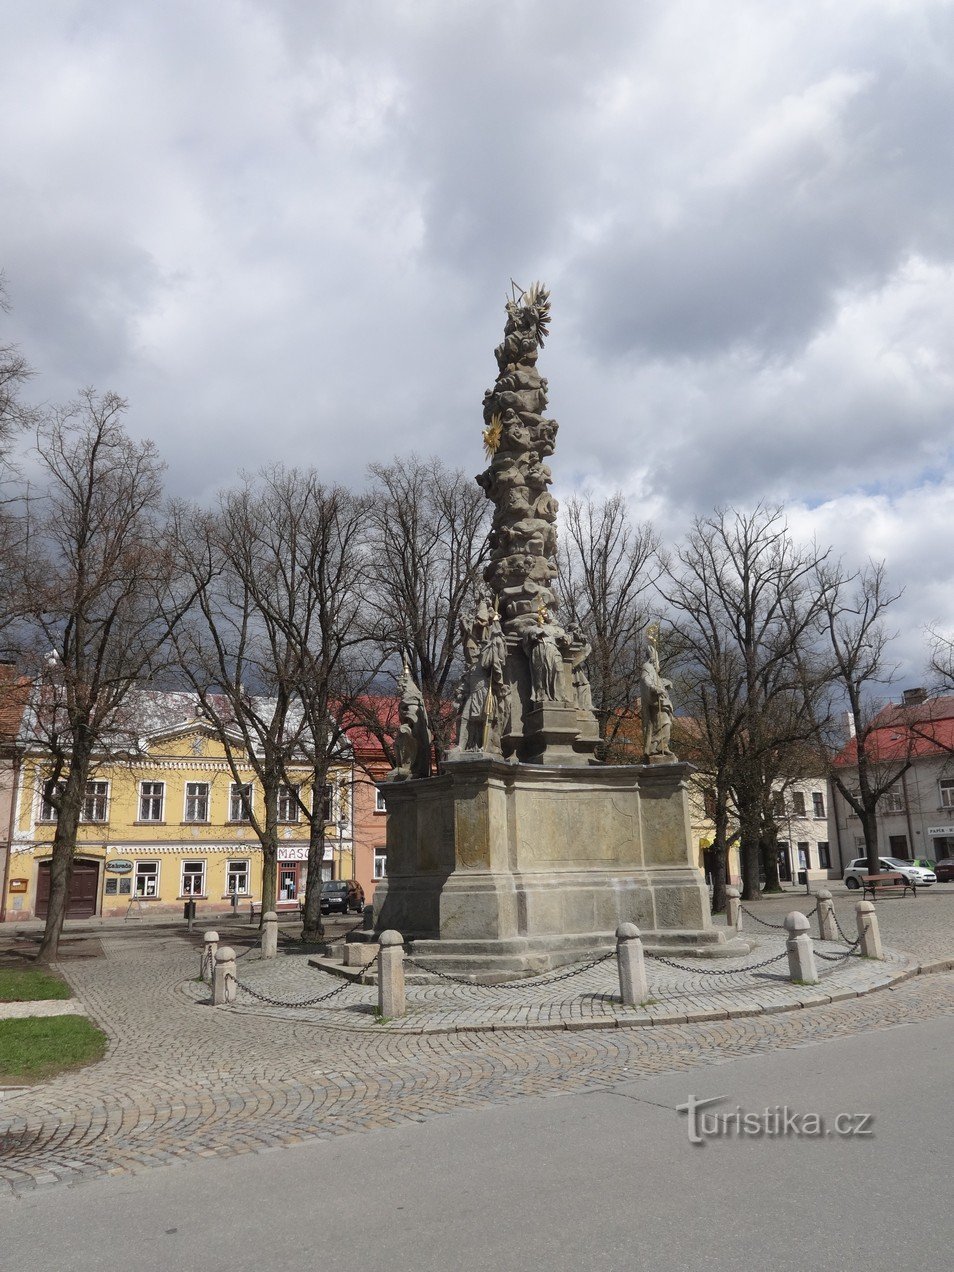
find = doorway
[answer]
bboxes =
[35,858,100,919]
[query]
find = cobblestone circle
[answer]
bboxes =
[2,890,954,1196]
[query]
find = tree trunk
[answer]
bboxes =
[36,770,86,964]
[710,796,730,914]
[301,780,327,943]
[862,810,880,876]
[739,801,762,901]
[759,834,782,892]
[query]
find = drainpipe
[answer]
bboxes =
[0,750,23,924]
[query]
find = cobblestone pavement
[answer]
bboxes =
[2,891,954,1197]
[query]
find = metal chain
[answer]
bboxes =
[832,909,857,945]
[739,904,818,931]
[815,938,861,960]
[402,948,616,990]
[646,949,789,975]
[225,953,379,1008]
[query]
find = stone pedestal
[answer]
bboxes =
[375,756,738,979]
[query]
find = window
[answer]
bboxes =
[375,787,387,814]
[139,782,164,822]
[812,791,825,819]
[181,860,206,896]
[772,792,785,818]
[791,791,806,817]
[134,861,159,897]
[82,781,109,822]
[374,852,387,880]
[817,842,831,869]
[315,783,333,824]
[940,779,954,809]
[278,784,300,823]
[226,859,250,896]
[39,779,65,822]
[888,834,909,858]
[230,783,253,822]
[797,841,810,869]
[184,782,209,823]
[881,788,905,813]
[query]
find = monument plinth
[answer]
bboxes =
[376,284,738,977]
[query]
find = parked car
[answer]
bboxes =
[933,858,954,882]
[319,880,365,914]
[843,856,937,889]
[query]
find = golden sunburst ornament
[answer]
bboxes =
[483,413,503,458]
[536,597,549,626]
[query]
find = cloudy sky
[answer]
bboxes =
[3,1,953,679]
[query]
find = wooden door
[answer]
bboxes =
[35,859,100,919]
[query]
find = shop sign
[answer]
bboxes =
[927,828,954,837]
[277,846,308,862]
[105,860,135,874]
[8,878,27,893]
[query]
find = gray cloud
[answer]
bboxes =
[3,0,954,677]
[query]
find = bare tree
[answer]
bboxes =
[661,505,829,900]
[172,469,376,928]
[0,274,37,457]
[558,493,660,757]
[812,561,908,876]
[13,390,182,960]
[365,456,490,761]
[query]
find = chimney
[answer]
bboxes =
[902,687,927,706]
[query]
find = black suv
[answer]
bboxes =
[320,880,365,914]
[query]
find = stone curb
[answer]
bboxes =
[0,998,88,1021]
[204,946,954,1036]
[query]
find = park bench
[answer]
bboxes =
[861,872,915,900]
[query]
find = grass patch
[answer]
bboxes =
[0,967,72,1003]
[0,1016,107,1084]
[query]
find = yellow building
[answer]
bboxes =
[2,691,355,922]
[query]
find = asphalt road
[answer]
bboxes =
[3,1005,952,1272]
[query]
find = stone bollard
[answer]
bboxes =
[855,900,884,959]
[212,946,237,1005]
[814,890,838,943]
[378,930,406,1020]
[616,923,649,1007]
[201,930,219,982]
[784,911,818,985]
[261,910,278,959]
[725,886,741,931]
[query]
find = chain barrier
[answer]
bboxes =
[402,948,616,990]
[646,949,789,976]
[738,903,818,931]
[831,908,857,945]
[815,938,861,961]
[225,952,379,1009]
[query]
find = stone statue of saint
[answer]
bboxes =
[639,627,675,761]
[566,626,594,712]
[523,619,563,706]
[456,608,508,752]
[385,664,432,781]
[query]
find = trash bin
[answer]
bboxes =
[183,899,197,921]
[796,870,807,887]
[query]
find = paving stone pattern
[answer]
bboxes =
[2,892,954,1196]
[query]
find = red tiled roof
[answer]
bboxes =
[834,697,954,766]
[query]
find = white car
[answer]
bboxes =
[843,856,936,889]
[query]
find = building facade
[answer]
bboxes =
[831,693,954,871]
[1,690,363,922]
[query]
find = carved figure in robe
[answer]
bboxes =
[386,665,432,780]
[639,629,675,760]
[523,622,564,706]
[566,626,595,712]
[457,612,508,751]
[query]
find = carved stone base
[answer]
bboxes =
[375,757,730,979]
